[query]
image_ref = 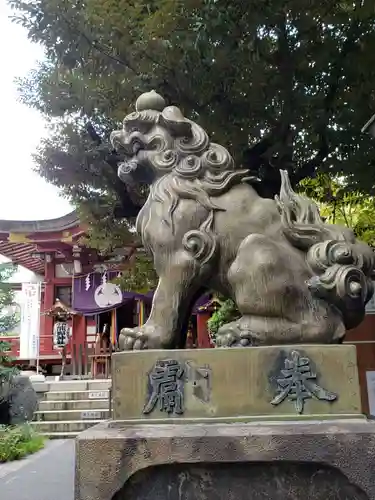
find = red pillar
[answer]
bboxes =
[196,312,213,348]
[72,315,86,350]
[42,258,55,354]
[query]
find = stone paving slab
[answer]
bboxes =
[0,439,74,500]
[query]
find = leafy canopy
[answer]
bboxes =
[8,0,375,257]
[0,264,19,387]
[0,264,18,336]
[302,174,375,246]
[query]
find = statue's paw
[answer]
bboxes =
[118,325,164,350]
[216,322,252,347]
[118,328,144,350]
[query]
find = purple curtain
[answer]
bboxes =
[72,272,211,316]
[72,272,151,315]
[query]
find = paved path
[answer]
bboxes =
[0,440,75,500]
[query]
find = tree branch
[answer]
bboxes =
[276,15,294,137]
[296,18,364,181]
[59,9,205,115]
[58,10,140,74]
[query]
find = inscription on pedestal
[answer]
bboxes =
[143,359,211,416]
[143,359,185,415]
[270,350,338,414]
[112,346,359,421]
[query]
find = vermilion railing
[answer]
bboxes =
[0,335,64,360]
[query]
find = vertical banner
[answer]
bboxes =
[138,299,145,326]
[20,283,41,360]
[110,308,117,345]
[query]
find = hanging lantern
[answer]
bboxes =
[53,321,71,349]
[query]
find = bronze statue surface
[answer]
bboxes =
[110,90,374,350]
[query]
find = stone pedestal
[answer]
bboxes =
[75,345,375,499]
[76,419,375,499]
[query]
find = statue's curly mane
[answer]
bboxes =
[112,106,257,264]
[113,106,252,189]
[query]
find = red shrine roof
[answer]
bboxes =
[0,211,84,274]
[44,299,78,317]
[0,243,45,274]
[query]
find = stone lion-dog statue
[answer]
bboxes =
[110,90,374,350]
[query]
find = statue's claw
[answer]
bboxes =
[118,328,151,350]
[216,321,253,347]
[118,328,145,350]
[118,325,165,350]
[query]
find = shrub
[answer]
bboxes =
[207,299,241,343]
[0,424,45,462]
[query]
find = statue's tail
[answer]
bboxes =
[275,170,374,330]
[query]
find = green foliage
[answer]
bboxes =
[0,263,19,335]
[0,341,18,382]
[301,174,375,246]
[8,1,375,235]
[0,264,19,392]
[78,203,138,255]
[207,299,240,342]
[114,254,158,294]
[0,424,45,462]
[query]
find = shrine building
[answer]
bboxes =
[0,211,213,377]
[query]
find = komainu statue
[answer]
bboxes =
[111,90,374,350]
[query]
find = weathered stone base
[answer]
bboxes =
[75,419,375,500]
[112,345,362,420]
[112,462,368,499]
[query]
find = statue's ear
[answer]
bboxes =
[159,106,192,138]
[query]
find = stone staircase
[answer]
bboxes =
[32,379,111,439]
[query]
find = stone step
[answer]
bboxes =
[34,409,110,422]
[42,431,79,440]
[47,380,88,392]
[38,399,109,411]
[45,379,111,392]
[45,389,110,401]
[87,379,111,391]
[32,420,105,433]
